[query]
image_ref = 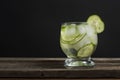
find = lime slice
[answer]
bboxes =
[87,15,105,33]
[77,44,94,58]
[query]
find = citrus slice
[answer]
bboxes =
[87,15,105,33]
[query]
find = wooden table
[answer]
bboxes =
[0,58,120,80]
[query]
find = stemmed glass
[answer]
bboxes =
[60,22,97,67]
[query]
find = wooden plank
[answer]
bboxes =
[0,58,119,78]
[0,78,120,80]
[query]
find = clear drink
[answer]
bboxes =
[60,22,97,67]
[60,15,105,67]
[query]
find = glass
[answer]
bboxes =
[60,22,98,67]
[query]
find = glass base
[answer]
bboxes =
[64,57,95,68]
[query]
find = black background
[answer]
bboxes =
[0,0,120,57]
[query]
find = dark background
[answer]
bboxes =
[0,0,120,57]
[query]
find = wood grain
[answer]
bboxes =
[0,78,120,80]
[0,58,119,79]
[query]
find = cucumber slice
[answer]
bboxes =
[61,23,87,44]
[60,33,86,44]
[77,44,94,58]
[87,15,105,33]
[61,24,79,41]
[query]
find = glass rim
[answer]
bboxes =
[61,22,87,25]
